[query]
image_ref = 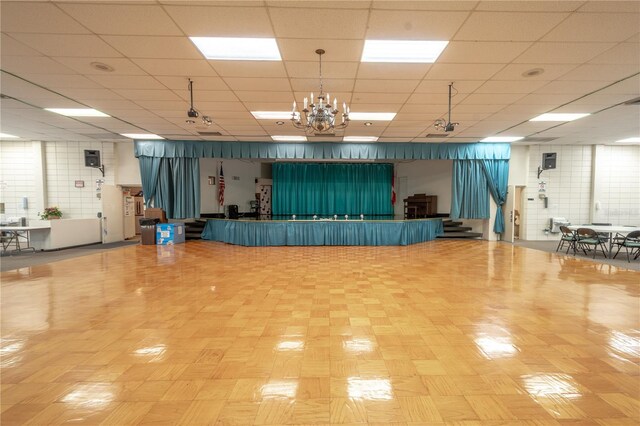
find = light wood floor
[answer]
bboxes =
[1,240,639,425]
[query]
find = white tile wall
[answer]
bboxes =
[45,142,115,219]
[0,142,38,221]
[525,145,593,240]
[593,145,640,226]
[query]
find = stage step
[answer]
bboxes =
[442,220,463,227]
[437,231,483,239]
[443,226,472,232]
[184,220,206,240]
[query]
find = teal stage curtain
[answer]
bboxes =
[450,159,510,234]
[201,218,443,246]
[482,160,510,234]
[451,160,489,220]
[135,141,510,160]
[272,163,394,219]
[138,157,200,219]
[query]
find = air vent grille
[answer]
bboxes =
[522,137,558,143]
[197,131,222,136]
[424,133,449,138]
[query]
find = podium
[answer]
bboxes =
[404,194,437,219]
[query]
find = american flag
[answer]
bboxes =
[218,164,225,206]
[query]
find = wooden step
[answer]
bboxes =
[443,220,463,227]
[443,226,473,232]
[437,232,482,239]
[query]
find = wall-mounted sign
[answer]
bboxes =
[208,176,215,185]
[75,180,85,188]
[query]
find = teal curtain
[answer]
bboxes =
[450,160,490,220]
[272,163,394,219]
[135,141,511,160]
[482,160,509,234]
[138,157,200,219]
[138,156,161,208]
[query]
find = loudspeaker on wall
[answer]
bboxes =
[84,150,101,167]
[542,152,556,170]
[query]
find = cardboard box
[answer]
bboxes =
[156,223,185,245]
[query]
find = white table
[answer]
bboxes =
[0,225,51,254]
[567,225,639,256]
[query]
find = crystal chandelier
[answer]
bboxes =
[291,49,349,134]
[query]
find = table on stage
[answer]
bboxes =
[201,218,443,247]
[567,224,640,256]
[0,225,51,254]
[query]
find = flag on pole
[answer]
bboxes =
[218,163,225,206]
[391,170,396,205]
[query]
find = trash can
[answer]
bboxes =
[140,218,160,245]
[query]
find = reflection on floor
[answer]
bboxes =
[1,240,639,424]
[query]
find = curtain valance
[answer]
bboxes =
[134,141,510,161]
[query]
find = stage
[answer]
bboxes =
[201,218,443,246]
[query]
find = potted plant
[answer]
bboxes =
[40,206,63,220]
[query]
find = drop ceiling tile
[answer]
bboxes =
[269,8,369,39]
[491,64,577,80]
[399,104,452,114]
[438,41,531,63]
[354,80,420,93]
[1,35,44,57]
[544,13,640,42]
[155,76,229,91]
[285,62,358,79]
[176,91,239,103]
[563,93,639,107]
[387,120,428,128]
[451,104,504,113]
[210,62,287,78]
[349,103,403,113]
[58,3,182,36]
[10,34,123,58]
[455,11,568,41]
[88,75,165,90]
[425,63,503,80]
[101,36,203,59]
[199,102,250,112]
[223,78,292,92]
[59,89,125,101]
[373,1,478,10]
[52,57,147,75]
[589,43,640,65]
[0,2,90,34]
[596,78,640,96]
[476,1,583,12]
[101,109,160,119]
[378,137,414,143]
[356,63,431,80]
[112,89,182,101]
[558,64,639,81]
[235,91,294,103]
[475,80,548,94]
[511,93,579,105]
[366,10,469,39]
[291,79,355,92]
[244,102,295,111]
[278,39,364,62]
[351,93,411,103]
[382,128,424,137]
[164,5,274,37]
[1,56,76,75]
[81,99,144,110]
[579,1,640,12]
[20,74,104,89]
[534,80,609,95]
[406,93,457,104]
[514,42,617,64]
[461,93,527,105]
[135,100,189,110]
[131,59,217,77]
[414,80,484,94]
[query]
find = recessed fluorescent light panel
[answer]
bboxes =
[190,37,281,61]
[361,40,449,63]
[343,136,379,142]
[271,135,307,142]
[616,137,640,143]
[0,133,19,138]
[349,112,397,121]
[45,108,110,117]
[120,133,164,140]
[530,113,590,122]
[481,136,524,143]
[251,111,292,120]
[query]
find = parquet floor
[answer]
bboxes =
[1,240,639,425]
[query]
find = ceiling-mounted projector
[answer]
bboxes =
[187,107,199,118]
[433,82,459,133]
